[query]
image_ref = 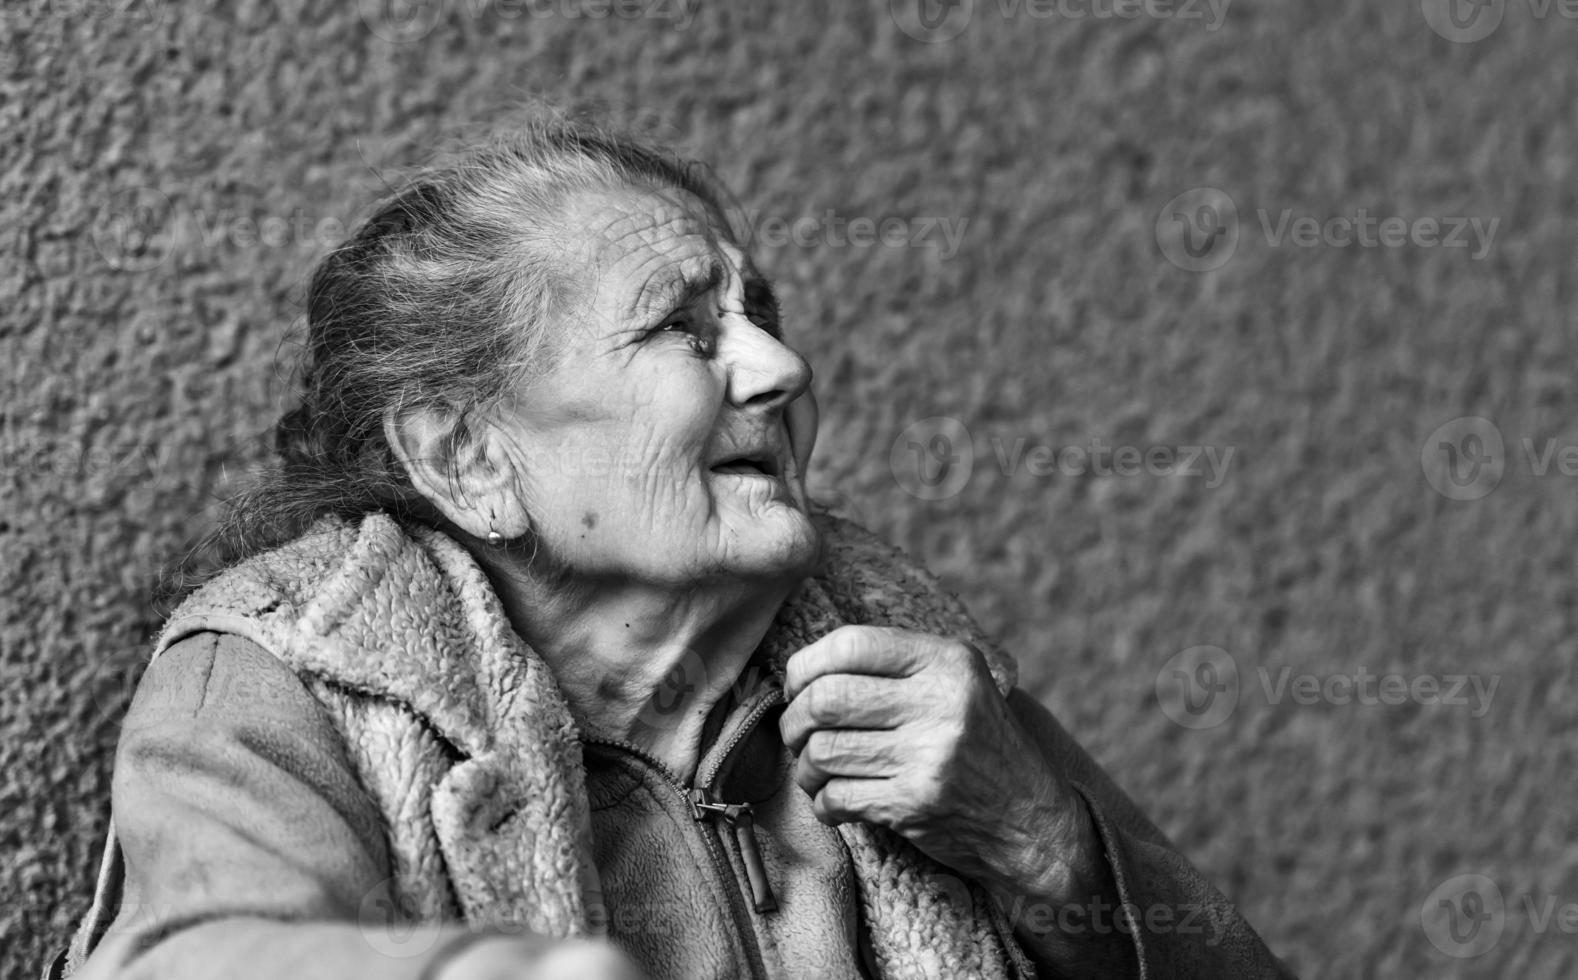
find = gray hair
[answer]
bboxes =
[173,117,739,593]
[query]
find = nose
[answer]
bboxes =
[721,320,812,414]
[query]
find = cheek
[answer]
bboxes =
[523,370,724,538]
[617,385,717,479]
[568,415,710,529]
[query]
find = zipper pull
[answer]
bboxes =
[689,789,779,913]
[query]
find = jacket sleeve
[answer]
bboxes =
[1005,689,1298,980]
[67,631,497,980]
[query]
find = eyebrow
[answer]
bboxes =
[632,259,726,322]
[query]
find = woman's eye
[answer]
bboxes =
[654,313,714,355]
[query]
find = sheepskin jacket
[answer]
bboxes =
[59,511,1295,980]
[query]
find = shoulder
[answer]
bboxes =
[114,630,385,840]
[124,631,343,738]
[164,516,363,630]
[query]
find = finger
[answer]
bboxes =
[811,777,894,827]
[779,673,918,752]
[793,729,908,798]
[784,625,939,700]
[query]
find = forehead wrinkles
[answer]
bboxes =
[567,190,739,334]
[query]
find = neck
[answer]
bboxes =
[478,553,798,784]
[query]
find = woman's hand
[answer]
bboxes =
[780,626,1141,978]
[780,625,1101,904]
[434,936,645,980]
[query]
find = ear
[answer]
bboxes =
[383,404,531,541]
[787,386,818,478]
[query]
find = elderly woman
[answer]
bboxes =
[56,122,1292,980]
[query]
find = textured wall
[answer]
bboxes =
[6,1,1577,977]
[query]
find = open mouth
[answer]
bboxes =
[710,454,781,478]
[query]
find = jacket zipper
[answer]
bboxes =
[692,687,785,914]
[690,789,778,912]
[582,733,770,978]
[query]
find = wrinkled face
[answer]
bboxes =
[497,184,821,587]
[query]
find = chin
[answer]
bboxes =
[718,508,823,582]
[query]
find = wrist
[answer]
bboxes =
[985,771,1109,908]
[981,791,1137,977]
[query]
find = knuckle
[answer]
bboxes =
[807,677,845,725]
[803,681,829,725]
[842,625,884,654]
[805,729,834,764]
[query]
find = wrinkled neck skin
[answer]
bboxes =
[475,548,802,785]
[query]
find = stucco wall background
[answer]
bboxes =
[6,1,1578,977]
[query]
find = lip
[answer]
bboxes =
[707,433,789,480]
[709,457,781,478]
